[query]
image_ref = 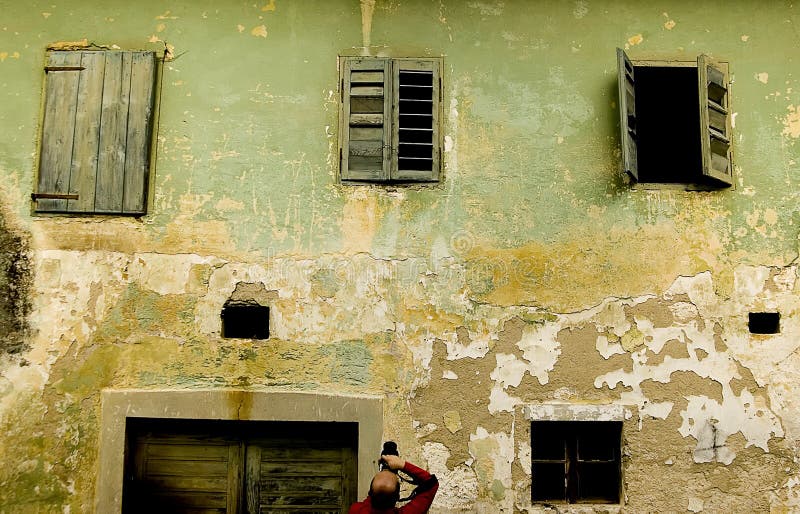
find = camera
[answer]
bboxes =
[379,441,399,471]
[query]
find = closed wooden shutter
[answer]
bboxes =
[340,58,391,182]
[35,50,156,214]
[697,55,733,186]
[616,48,638,181]
[124,420,357,514]
[391,59,441,182]
[125,431,243,514]
[246,443,356,513]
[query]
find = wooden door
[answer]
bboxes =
[122,419,357,514]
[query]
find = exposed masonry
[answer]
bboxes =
[0,210,31,355]
[5,249,799,511]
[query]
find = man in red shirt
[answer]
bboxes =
[349,454,439,513]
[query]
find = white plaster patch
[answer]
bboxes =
[734,265,770,299]
[443,331,492,360]
[573,0,589,18]
[596,334,625,359]
[688,496,704,512]
[755,72,769,84]
[422,442,479,510]
[467,1,504,16]
[468,427,515,490]
[525,403,626,421]
[444,134,454,152]
[515,323,561,385]
[490,353,528,389]
[442,370,458,379]
[678,388,783,463]
[130,253,219,295]
[488,385,522,414]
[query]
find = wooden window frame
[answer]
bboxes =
[96,390,383,513]
[531,420,622,504]
[33,49,159,215]
[339,56,443,184]
[617,50,734,190]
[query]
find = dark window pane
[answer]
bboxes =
[577,462,620,503]
[532,462,566,502]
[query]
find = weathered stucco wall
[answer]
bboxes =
[1,1,800,512]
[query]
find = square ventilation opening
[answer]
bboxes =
[748,312,780,334]
[221,302,269,339]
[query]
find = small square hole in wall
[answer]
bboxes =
[748,312,780,334]
[221,301,269,339]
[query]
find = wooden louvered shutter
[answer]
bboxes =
[245,441,356,513]
[697,55,733,186]
[125,432,243,514]
[35,50,156,214]
[340,58,391,182]
[616,48,638,181]
[391,59,441,182]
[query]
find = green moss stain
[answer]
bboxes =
[320,340,373,386]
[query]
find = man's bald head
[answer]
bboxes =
[369,470,400,508]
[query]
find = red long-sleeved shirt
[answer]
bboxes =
[349,461,439,514]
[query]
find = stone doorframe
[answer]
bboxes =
[95,389,384,513]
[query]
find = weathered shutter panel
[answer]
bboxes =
[245,442,356,513]
[697,55,733,186]
[35,50,156,214]
[340,57,391,182]
[125,433,241,514]
[36,51,83,212]
[616,48,638,181]
[391,59,441,182]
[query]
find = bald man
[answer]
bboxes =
[349,454,439,513]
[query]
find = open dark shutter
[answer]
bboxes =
[340,57,391,182]
[36,51,83,212]
[697,55,733,186]
[616,48,638,180]
[35,50,155,214]
[391,59,441,182]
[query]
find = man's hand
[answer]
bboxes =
[381,454,406,471]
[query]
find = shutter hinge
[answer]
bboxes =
[341,79,344,102]
[44,66,85,72]
[32,192,79,200]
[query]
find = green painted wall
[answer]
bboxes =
[1,1,800,512]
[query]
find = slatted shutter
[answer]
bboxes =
[35,50,156,214]
[391,59,441,182]
[125,431,243,514]
[340,58,391,182]
[616,48,638,181]
[124,420,357,514]
[697,55,733,186]
[246,442,356,514]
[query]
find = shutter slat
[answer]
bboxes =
[616,48,638,181]
[36,51,82,212]
[340,57,391,181]
[67,51,105,213]
[95,51,132,212]
[697,55,733,186]
[122,51,156,214]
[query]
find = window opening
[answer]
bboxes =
[340,56,441,183]
[221,301,269,339]
[531,421,621,504]
[617,49,733,188]
[748,312,780,334]
[122,418,358,513]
